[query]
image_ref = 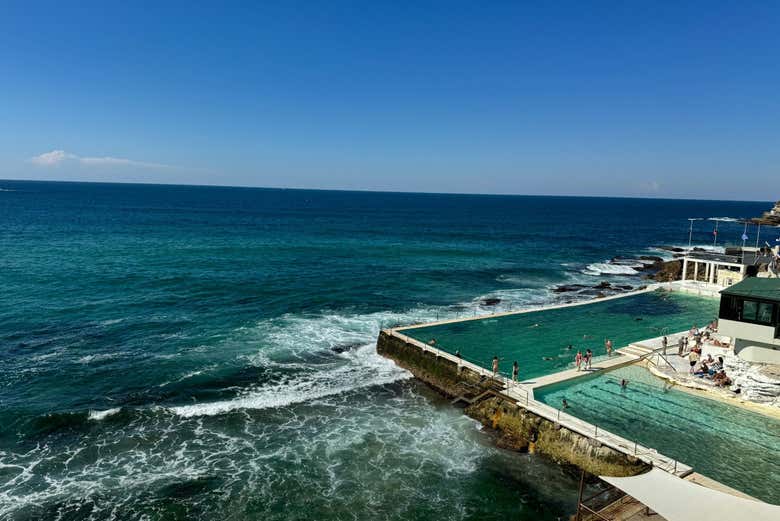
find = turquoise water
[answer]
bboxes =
[536,365,780,504]
[0,181,770,519]
[403,291,719,379]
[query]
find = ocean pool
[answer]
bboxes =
[402,290,718,380]
[535,365,780,504]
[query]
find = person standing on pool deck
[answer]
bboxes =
[677,336,684,357]
[688,349,699,373]
[575,350,583,371]
[605,339,613,357]
[662,336,668,355]
[512,361,519,384]
[492,356,499,378]
[585,349,593,369]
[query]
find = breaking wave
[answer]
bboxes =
[170,344,410,417]
[582,262,639,276]
[88,408,121,421]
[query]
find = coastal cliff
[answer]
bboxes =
[377,331,650,477]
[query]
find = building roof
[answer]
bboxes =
[685,250,774,266]
[601,469,780,521]
[720,277,780,301]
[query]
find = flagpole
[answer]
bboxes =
[756,223,761,249]
[741,222,748,263]
[713,220,719,247]
[688,219,693,248]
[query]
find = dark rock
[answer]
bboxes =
[656,246,685,253]
[552,284,588,293]
[481,297,501,306]
[594,281,612,289]
[331,343,364,354]
[496,434,529,452]
[653,260,682,282]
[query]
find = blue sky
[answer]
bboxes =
[1,1,777,199]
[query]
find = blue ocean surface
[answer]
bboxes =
[0,181,770,519]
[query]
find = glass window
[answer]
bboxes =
[756,302,774,324]
[742,300,758,321]
[719,296,739,320]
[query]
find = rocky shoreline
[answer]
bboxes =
[551,249,688,299]
[750,200,780,226]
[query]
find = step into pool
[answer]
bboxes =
[402,290,718,380]
[535,365,780,504]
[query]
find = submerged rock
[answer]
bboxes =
[481,297,502,306]
[552,284,588,293]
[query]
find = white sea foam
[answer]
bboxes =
[582,262,639,276]
[88,408,121,421]
[170,344,410,417]
[76,352,126,364]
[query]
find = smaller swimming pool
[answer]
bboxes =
[402,290,718,380]
[535,365,780,504]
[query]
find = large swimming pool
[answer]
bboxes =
[535,365,780,504]
[402,290,718,380]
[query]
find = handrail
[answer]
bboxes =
[653,352,678,372]
[577,503,612,521]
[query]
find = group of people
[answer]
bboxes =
[678,322,733,388]
[571,337,615,371]
[691,353,732,387]
[574,348,593,371]
[491,356,521,385]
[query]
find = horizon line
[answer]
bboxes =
[0,177,772,204]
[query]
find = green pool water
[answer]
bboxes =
[402,290,718,380]
[535,365,780,504]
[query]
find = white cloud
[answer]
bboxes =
[30,150,77,166]
[30,150,173,169]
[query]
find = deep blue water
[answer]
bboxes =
[0,180,769,520]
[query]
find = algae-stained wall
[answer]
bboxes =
[377,331,649,478]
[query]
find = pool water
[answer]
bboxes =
[535,365,780,504]
[402,291,718,380]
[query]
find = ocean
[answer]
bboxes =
[0,180,769,520]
